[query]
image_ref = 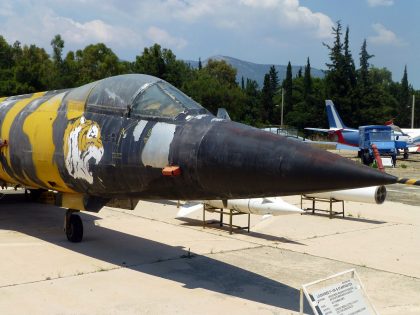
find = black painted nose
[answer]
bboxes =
[196,121,397,199]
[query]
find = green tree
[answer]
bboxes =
[397,66,411,126]
[205,59,237,87]
[50,34,65,89]
[324,21,355,125]
[343,27,356,89]
[261,73,273,123]
[0,36,15,95]
[134,44,191,88]
[183,60,245,120]
[282,61,293,120]
[13,44,53,93]
[358,39,373,90]
[303,57,312,99]
[51,34,64,64]
[242,78,262,125]
[75,43,121,85]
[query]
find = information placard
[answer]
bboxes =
[312,279,370,315]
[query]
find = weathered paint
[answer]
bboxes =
[63,116,104,184]
[0,74,397,213]
[0,92,46,186]
[141,122,176,168]
[133,120,147,142]
[22,93,74,192]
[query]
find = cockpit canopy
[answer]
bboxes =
[65,74,208,119]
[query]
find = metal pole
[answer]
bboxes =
[412,94,415,129]
[281,88,284,127]
[299,288,304,315]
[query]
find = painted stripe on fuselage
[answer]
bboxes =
[0,92,46,185]
[22,92,75,192]
[9,94,60,188]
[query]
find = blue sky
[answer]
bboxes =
[0,0,417,87]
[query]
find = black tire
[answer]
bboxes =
[403,152,409,159]
[66,214,83,243]
[362,152,371,165]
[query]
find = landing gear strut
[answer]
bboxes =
[64,209,83,243]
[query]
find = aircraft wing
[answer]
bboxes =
[304,127,331,133]
[305,127,350,133]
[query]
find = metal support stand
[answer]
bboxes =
[202,204,250,234]
[301,195,344,219]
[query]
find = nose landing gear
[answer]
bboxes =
[64,210,83,242]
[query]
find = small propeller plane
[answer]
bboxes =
[306,100,419,153]
[0,75,397,242]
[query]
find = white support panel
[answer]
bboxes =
[300,269,377,315]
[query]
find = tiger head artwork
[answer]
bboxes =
[63,116,104,184]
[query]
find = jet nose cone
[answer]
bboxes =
[196,121,397,198]
[295,146,397,192]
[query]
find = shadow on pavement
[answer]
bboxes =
[0,191,312,313]
[177,217,305,245]
[301,212,387,224]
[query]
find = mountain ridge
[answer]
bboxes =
[185,55,325,88]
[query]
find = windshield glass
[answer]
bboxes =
[369,130,392,141]
[160,82,203,110]
[131,82,204,118]
[132,83,184,118]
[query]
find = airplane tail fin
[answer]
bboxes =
[325,100,347,129]
[217,108,231,120]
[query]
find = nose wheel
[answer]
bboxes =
[64,210,83,242]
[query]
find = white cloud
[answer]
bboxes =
[240,0,333,38]
[128,0,333,38]
[0,0,334,60]
[0,3,144,56]
[369,23,403,46]
[146,27,187,49]
[171,1,215,22]
[240,0,279,8]
[367,0,394,7]
[42,14,141,47]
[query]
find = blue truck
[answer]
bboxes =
[359,125,407,166]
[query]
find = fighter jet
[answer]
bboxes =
[0,74,397,242]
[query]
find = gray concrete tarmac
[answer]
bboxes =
[0,187,419,314]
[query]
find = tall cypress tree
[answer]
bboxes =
[261,73,273,123]
[268,65,279,95]
[358,39,373,89]
[343,27,356,89]
[324,21,357,124]
[324,21,343,75]
[283,61,293,120]
[303,57,312,99]
[399,66,411,125]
